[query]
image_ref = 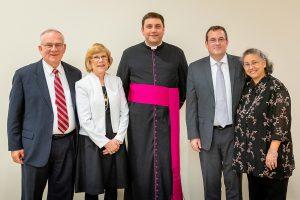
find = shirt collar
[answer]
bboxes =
[42,59,64,75]
[210,54,228,66]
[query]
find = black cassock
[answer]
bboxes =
[117,42,188,200]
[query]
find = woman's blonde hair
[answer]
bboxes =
[85,43,113,72]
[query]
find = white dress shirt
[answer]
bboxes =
[42,60,76,134]
[210,55,233,125]
[75,73,129,148]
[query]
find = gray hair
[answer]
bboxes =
[242,48,273,74]
[40,29,65,43]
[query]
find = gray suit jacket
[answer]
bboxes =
[186,54,245,150]
[7,60,82,167]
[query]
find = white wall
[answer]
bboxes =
[0,0,299,199]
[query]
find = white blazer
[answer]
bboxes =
[75,72,129,148]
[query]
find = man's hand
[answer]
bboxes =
[190,138,202,152]
[11,149,24,164]
[103,139,120,155]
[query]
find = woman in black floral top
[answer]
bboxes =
[232,48,295,200]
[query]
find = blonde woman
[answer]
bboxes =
[75,43,129,200]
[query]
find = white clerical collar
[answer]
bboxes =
[144,41,163,50]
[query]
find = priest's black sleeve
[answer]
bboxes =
[178,49,188,108]
[117,50,131,98]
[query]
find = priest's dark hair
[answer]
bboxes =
[142,12,165,27]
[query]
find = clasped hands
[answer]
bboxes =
[103,139,121,155]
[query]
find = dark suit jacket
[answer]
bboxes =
[186,54,245,150]
[7,59,82,167]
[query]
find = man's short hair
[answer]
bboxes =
[40,29,65,43]
[205,25,228,41]
[142,12,165,27]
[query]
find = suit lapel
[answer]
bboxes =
[227,55,236,96]
[35,60,52,110]
[203,57,215,99]
[227,55,238,113]
[62,62,76,112]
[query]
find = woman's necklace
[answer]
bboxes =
[101,85,109,111]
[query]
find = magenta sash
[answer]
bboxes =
[128,83,183,200]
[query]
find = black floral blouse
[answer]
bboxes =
[232,75,295,179]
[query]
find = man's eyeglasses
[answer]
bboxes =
[41,43,64,50]
[208,37,226,44]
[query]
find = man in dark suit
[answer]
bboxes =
[7,29,82,200]
[186,26,245,200]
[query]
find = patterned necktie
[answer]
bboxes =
[53,69,69,133]
[215,62,229,127]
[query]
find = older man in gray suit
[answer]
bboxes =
[186,26,245,200]
[7,29,82,200]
